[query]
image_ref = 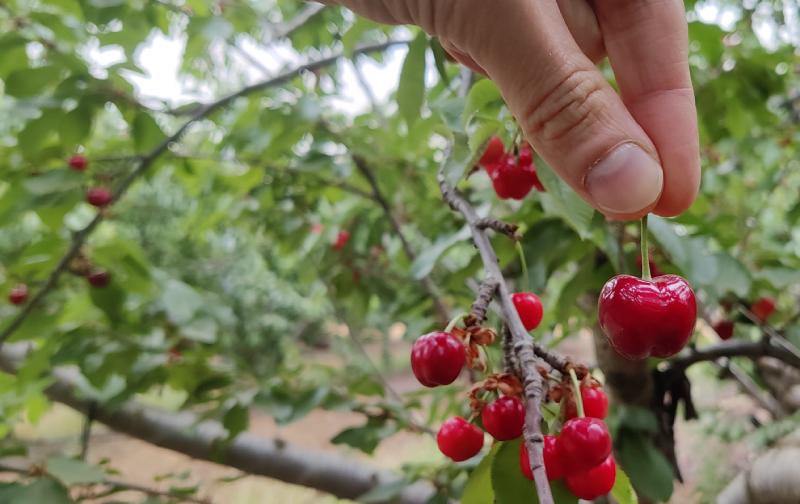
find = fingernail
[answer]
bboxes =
[585,143,663,215]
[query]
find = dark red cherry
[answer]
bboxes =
[751,297,776,322]
[598,274,696,360]
[86,187,113,207]
[87,270,111,288]
[479,136,505,167]
[712,320,734,341]
[68,154,88,171]
[565,456,616,500]
[8,284,29,305]
[564,385,609,420]
[332,230,350,250]
[512,292,544,331]
[481,396,525,441]
[489,153,539,200]
[559,417,612,472]
[410,332,465,387]
[437,417,484,462]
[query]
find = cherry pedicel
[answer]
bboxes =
[410,331,465,387]
[481,396,525,441]
[511,292,544,331]
[87,270,111,288]
[559,417,612,472]
[68,154,88,172]
[8,284,29,305]
[751,297,776,322]
[479,136,505,167]
[713,320,734,341]
[564,385,609,420]
[437,417,484,462]
[521,435,567,481]
[86,187,113,207]
[565,456,617,500]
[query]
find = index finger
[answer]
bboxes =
[594,0,700,217]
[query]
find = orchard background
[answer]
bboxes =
[0,1,799,503]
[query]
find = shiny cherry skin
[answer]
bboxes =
[437,417,484,462]
[479,136,505,167]
[332,230,350,250]
[751,297,776,321]
[8,284,29,305]
[518,146,545,192]
[713,320,734,341]
[482,396,525,441]
[559,417,612,472]
[488,153,539,200]
[410,331,465,387]
[87,270,111,288]
[598,274,696,360]
[565,456,617,500]
[86,187,113,207]
[521,435,567,481]
[512,292,544,331]
[68,154,88,171]
[564,385,609,420]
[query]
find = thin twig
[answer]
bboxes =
[670,339,800,370]
[468,278,498,325]
[721,360,787,418]
[475,218,520,240]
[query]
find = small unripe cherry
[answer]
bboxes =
[520,435,567,481]
[87,270,111,288]
[68,154,88,171]
[8,284,29,305]
[437,417,484,462]
[481,396,525,441]
[565,456,617,500]
[512,292,544,331]
[410,331,465,387]
[564,385,609,420]
[559,417,612,472]
[86,187,113,207]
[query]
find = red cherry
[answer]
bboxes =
[437,417,484,462]
[512,292,544,331]
[86,187,113,207]
[332,230,350,250]
[479,136,505,167]
[559,417,612,472]
[410,332,465,387]
[87,270,111,288]
[481,396,525,441]
[8,284,29,305]
[68,154,88,171]
[598,274,696,360]
[751,297,776,322]
[521,435,567,481]
[565,456,617,500]
[564,385,609,420]
[712,320,734,341]
[489,154,539,200]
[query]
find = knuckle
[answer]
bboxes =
[523,68,606,144]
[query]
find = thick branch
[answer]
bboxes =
[438,155,553,504]
[469,278,499,325]
[670,339,800,371]
[0,344,433,504]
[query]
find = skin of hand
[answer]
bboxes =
[318,0,700,220]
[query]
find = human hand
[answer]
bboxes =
[320,0,700,220]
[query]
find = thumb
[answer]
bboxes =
[449,1,663,219]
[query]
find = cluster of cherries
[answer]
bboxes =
[68,154,113,207]
[478,136,544,200]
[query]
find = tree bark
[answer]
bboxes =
[0,343,434,504]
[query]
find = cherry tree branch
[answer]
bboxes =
[437,152,554,504]
[670,338,800,371]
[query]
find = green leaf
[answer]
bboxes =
[611,468,639,504]
[88,282,127,326]
[161,279,204,325]
[132,112,166,151]
[463,79,502,126]
[24,170,84,196]
[60,105,94,147]
[430,38,450,86]
[397,32,427,126]
[5,66,62,97]
[491,439,577,504]
[47,457,106,485]
[331,417,395,454]
[617,430,674,503]
[18,110,64,159]
[535,158,594,239]
[711,252,751,297]
[0,478,74,504]
[462,444,498,504]
[410,226,471,279]
[357,479,409,503]
[222,404,249,438]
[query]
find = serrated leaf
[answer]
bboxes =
[491,439,577,504]
[47,457,105,485]
[463,79,501,126]
[611,468,638,504]
[397,32,427,126]
[410,226,471,279]
[462,444,499,504]
[535,158,594,238]
[617,430,674,503]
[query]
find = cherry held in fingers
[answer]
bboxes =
[598,274,696,360]
[479,136,504,167]
[512,292,544,331]
[482,396,524,441]
[559,417,612,472]
[410,331,465,387]
[437,417,484,462]
[565,456,617,500]
[564,385,609,420]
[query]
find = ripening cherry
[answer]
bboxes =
[512,292,544,331]
[86,187,113,207]
[8,284,29,305]
[68,154,88,172]
[564,385,609,420]
[437,417,484,462]
[751,297,776,322]
[410,331,465,387]
[520,435,568,481]
[481,396,525,441]
[565,456,617,500]
[87,270,111,288]
[332,230,350,251]
[559,417,612,472]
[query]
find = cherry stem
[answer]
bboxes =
[511,126,523,152]
[445,312,468,333]
[569,368,585,418]
[516,242,530,292]
[640,215,651,281]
